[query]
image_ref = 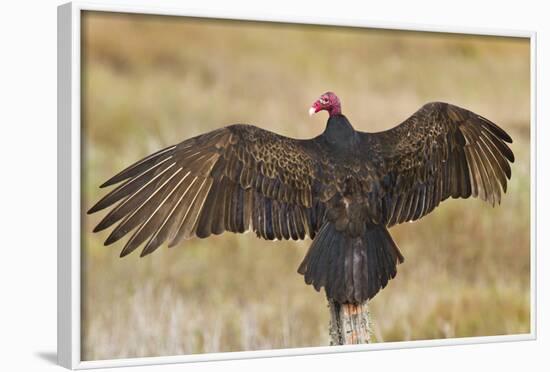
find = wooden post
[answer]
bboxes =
[328,298,371,345]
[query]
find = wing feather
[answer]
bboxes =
[363,102,514,226]
[88,125,327,256]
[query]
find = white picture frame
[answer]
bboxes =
[57,1,537,369]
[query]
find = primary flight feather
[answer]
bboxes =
[88,92,514,304]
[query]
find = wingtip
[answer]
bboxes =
[139,248,154,258]
[498,130,514,144]
[478,115,514,143]
[87,204,100,215]
[99,179,114,188]
[104,234,118,246]
[99,175,125,188]
[119,245,135,257]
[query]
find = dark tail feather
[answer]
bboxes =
[298,223,404,304]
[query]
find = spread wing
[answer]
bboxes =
[362,102,515,227]
[88,124,327,257]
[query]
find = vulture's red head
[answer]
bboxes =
[309,92,342,117]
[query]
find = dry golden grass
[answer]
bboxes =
[81,11,531,360]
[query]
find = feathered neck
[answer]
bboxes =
[323,114,357,149]
[328,102,342,116]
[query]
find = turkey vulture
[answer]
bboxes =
[88,92,514,304]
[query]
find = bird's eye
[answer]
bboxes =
[320,97,328,104]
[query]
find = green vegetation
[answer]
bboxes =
[81,11,531,360]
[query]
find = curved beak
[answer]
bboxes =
[309,101,321,117]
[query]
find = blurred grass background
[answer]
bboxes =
[81,11,531,360]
